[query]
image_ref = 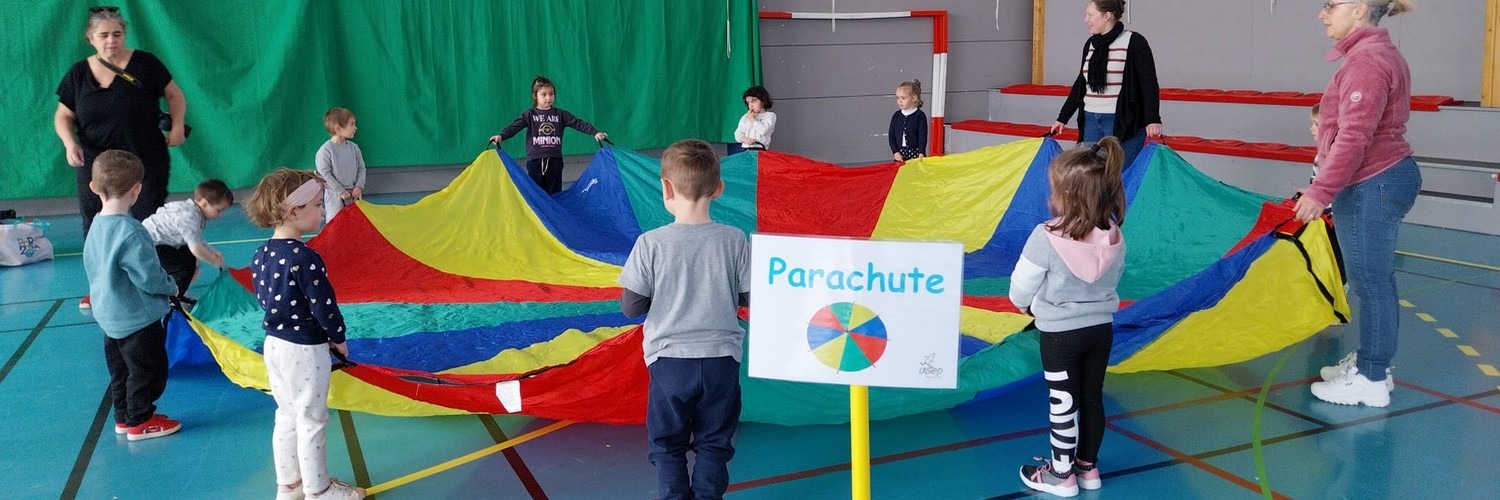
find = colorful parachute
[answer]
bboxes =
[173,138,1348,425]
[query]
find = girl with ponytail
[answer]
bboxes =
[1008,137,1128,497]
[889,79,928,161]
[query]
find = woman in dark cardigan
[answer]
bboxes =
[1049,0,1161,168]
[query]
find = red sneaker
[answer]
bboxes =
[115,413,168,435]
[79,295,91,310]
[126,414,181,441]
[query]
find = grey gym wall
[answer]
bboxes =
[1044,0,1485,101]
[758,0,1037,164]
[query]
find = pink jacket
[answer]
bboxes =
[1307,27,1414,206]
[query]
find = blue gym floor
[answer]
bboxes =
[3,192,1498,499]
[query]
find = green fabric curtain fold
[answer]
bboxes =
[2,0,761,200]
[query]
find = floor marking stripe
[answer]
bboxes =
[1415,313,1436,322]
[365,420,573,495]
[0,299,63,386]
[1438,328,1459,338]
[1395,250,1500,272]
[1458,345,1481,357]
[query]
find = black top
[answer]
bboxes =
[56,50,173,165]
[251,239,348,345]
[498,107,600,160]
[888,108,929,159]
[1056,32,1162,141]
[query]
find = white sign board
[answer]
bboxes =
[748,234,962,389]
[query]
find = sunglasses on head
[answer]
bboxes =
[88,6,119,14]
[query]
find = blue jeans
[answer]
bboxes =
[1081,111,1147,169]
[647,356,741,500]
[1335,157,1421,380]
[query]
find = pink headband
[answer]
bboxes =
[281,179,322,210]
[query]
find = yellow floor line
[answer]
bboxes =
[53,233,317,258]
[365,419,574,495]
[1399,299,1414,308]
[1458,345,1481,357]
[1438,328,1459,338]
[1480,365,1500,377]
[1415,313,1436,322]
[1395,251,1500,273]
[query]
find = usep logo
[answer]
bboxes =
[806,302,889,372]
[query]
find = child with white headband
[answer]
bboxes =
[243,168,366,500]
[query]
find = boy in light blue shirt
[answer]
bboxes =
[83,150,183,441]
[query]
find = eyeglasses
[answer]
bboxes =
[1322,1,1356,12]
[88,6,119,14]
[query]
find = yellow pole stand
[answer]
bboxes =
[850,385,871,500]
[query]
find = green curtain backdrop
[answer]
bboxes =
[2,0,761,200]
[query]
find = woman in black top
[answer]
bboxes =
[1049,0,1161,169]
[54,7,187,234]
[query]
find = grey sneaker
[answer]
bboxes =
[1075,462,1101,490]
[1019,458,1079,497]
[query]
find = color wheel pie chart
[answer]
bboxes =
[806,302,888,372]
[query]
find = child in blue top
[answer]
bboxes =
[618,139,751,500]
[1009,137,1128,498]
[889,79,928,161]
[82,149,183,441]
[243,168,365,500]
[490,76,608,195]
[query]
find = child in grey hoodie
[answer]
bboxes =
[1009,136,1128,498]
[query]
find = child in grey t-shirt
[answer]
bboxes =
[617,139,749,500]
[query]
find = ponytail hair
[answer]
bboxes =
[1046,136,1127,240]
[898,79,924,109]
[1362,0,1413,24]
[1386,0,1414,16]
[1089,0,1126,21]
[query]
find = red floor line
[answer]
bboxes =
[479,415,549,500]
[726,427,1051,492]
[1106,423,1292,500]
[1394,381,1500,416]
[725,376,1318,493]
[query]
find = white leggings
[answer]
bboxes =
[264,336,333,494]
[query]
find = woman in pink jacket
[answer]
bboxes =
[1295,0,1419,408]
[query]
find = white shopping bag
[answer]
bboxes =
[0,219,54,266]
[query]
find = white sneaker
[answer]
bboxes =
[1319,353,1393,392]
[308,478,365,500]
[1311,372,1391,407]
